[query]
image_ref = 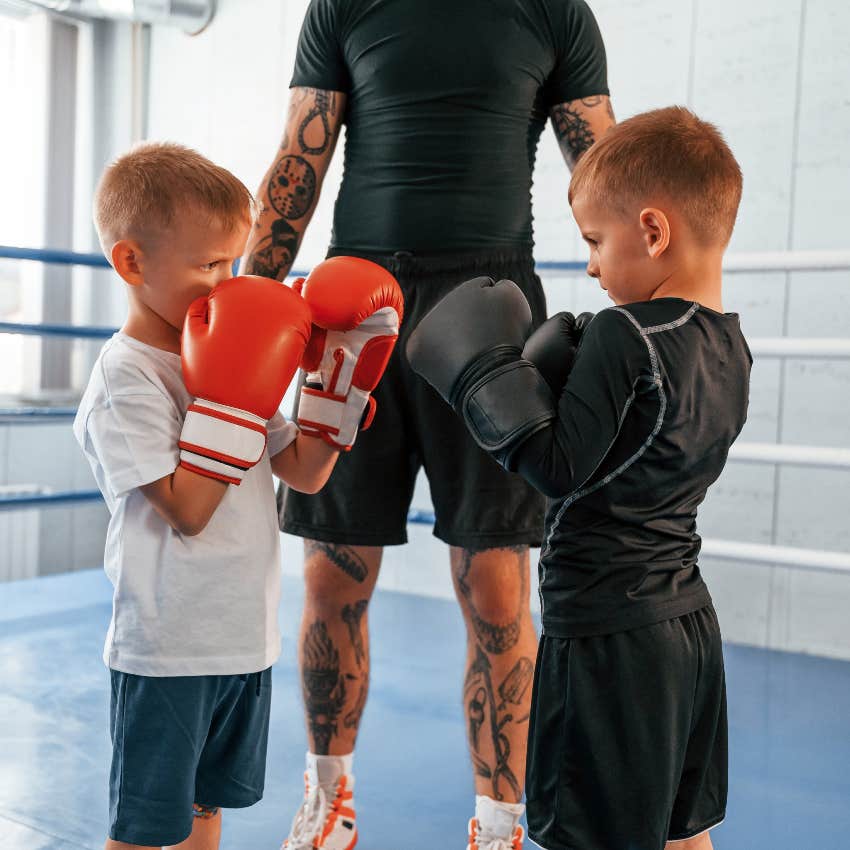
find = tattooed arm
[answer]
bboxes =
[550,94,616,171]
[240,87,347,279]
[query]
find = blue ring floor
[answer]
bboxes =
[1,568,849,849]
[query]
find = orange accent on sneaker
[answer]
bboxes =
[319,775,357,847]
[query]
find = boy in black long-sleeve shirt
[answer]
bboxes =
[407,106,750,850]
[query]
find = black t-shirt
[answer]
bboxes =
[512,299,752,637]
[291,0,608,252]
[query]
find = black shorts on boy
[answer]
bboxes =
[527,606,727,849]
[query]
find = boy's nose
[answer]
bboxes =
[586,260,599,279]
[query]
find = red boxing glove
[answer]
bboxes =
[295,257,404,450]
[179,275,312,484]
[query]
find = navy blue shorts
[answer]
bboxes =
[108,667,272,847]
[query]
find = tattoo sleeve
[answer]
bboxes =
[241,86,344,280]
[298,89,338,155]
[551,102,596,169]
[550,95,615,170]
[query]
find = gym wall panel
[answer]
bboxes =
[785,569,850,660]
[791,0,850,251]
[786,271,850,338]
[775,467,850,554]
[780,361,850,447]
[772,2,850,661]
[590,0,694,115]
[690,0,802,255]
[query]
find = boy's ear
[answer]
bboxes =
[638,207,671,259]
[110,240,145,286]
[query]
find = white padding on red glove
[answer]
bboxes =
[297,385,377,443]
[178,399,268,485]
[297,307,398,449]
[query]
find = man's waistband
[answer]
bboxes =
[326,245,535,278]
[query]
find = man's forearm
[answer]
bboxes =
[241,87,345,279]
[241,193,308,280]
[241,147,319,279]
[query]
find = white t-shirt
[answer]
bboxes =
[73,332,297,676]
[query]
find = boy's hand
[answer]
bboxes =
[294,257,404,450]
[522,311,595,396]
[179,275,312,484]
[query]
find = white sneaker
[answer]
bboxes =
[467,817,525,850]
[281,770,357,850]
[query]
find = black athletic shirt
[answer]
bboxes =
[511,299,752,637]
[291,0,608,252]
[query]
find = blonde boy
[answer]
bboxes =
[76,142,344,850]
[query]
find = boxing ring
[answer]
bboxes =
[1,245,850,850]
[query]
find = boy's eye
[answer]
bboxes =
[201,261,220,271]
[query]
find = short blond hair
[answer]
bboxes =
[94,141,255,250]
[569,106,743,246]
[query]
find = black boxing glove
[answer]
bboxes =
[522,311,595,396]
[406,277,554,468]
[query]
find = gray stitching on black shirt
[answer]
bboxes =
[541,303,700,561]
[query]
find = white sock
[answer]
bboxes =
[475,795,524,839]
[306,751,354,790]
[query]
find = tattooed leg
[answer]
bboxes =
[342,599,369,666]
[452,545,538,802]
[306,541,370,583]
[300,542,381,754]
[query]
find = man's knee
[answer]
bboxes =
[452,545,530,624]
[303,540,380,604]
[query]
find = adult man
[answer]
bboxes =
[241,1,614,847]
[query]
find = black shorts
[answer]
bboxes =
[526,606,727,850]
[281,248,547,548]
[108,668,272,847]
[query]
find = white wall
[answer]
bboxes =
[60,0,848,658]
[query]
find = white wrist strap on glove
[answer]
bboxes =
[297,384,375,450]
[179,399,268,485]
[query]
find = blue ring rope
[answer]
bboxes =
[0,245,112,268]
[0,407,78,418]
[0,321,117,339]
[0,490,104,510]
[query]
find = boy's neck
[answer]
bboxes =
[122,300,182,354]
[648,252,724,313]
